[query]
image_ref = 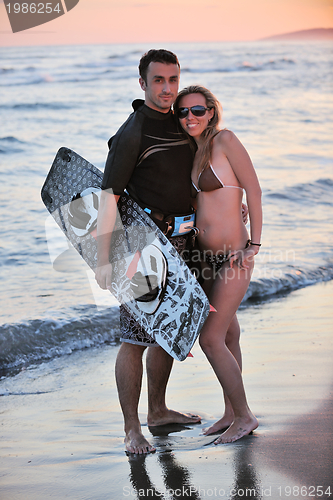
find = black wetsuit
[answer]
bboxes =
[102,99,194,345]
[102,99,193,216]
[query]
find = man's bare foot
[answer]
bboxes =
[125,429,156,454]
[214,416,258,445]
[147,409,201,427]
[202,415,234,436]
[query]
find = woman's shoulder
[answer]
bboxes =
[212,129,237,149]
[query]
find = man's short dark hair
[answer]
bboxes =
[139,49,180,84]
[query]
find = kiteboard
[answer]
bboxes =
[41,147,210,361]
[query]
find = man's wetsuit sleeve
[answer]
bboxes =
[101,111,143,194]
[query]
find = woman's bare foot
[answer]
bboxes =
[214,415,258,445]
[147,409,201,427]
[125,429,156,454]
[202,415,234,435]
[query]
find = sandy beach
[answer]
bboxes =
[1,280,332,500]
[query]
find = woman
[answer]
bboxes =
[174,86,262,444]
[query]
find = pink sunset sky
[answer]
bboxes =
[0,0,332,47]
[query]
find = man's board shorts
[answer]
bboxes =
[120,234,188,346]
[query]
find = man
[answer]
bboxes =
[95,49,201,455]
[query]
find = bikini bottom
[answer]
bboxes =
[200,240,250,272]
[200,251,230,272]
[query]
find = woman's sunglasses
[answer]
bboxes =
[177,105,212,119]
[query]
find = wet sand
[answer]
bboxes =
[1,281,332,499]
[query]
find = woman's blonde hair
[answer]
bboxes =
[174,85,222,175]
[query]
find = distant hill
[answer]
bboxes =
[261,28,333,41]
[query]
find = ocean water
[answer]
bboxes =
[1,41,332,376]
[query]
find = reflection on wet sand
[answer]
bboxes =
[128,424,203,498]
[231,441,262,500]
[128,451,202,499]
[127,425,263,499]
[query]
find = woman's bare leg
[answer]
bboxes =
[202,315,241,435]
[199,261,258,444]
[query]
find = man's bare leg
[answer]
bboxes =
[115,342,156,454]
[146,345,201,426]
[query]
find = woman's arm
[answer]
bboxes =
[217,131,262,266]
